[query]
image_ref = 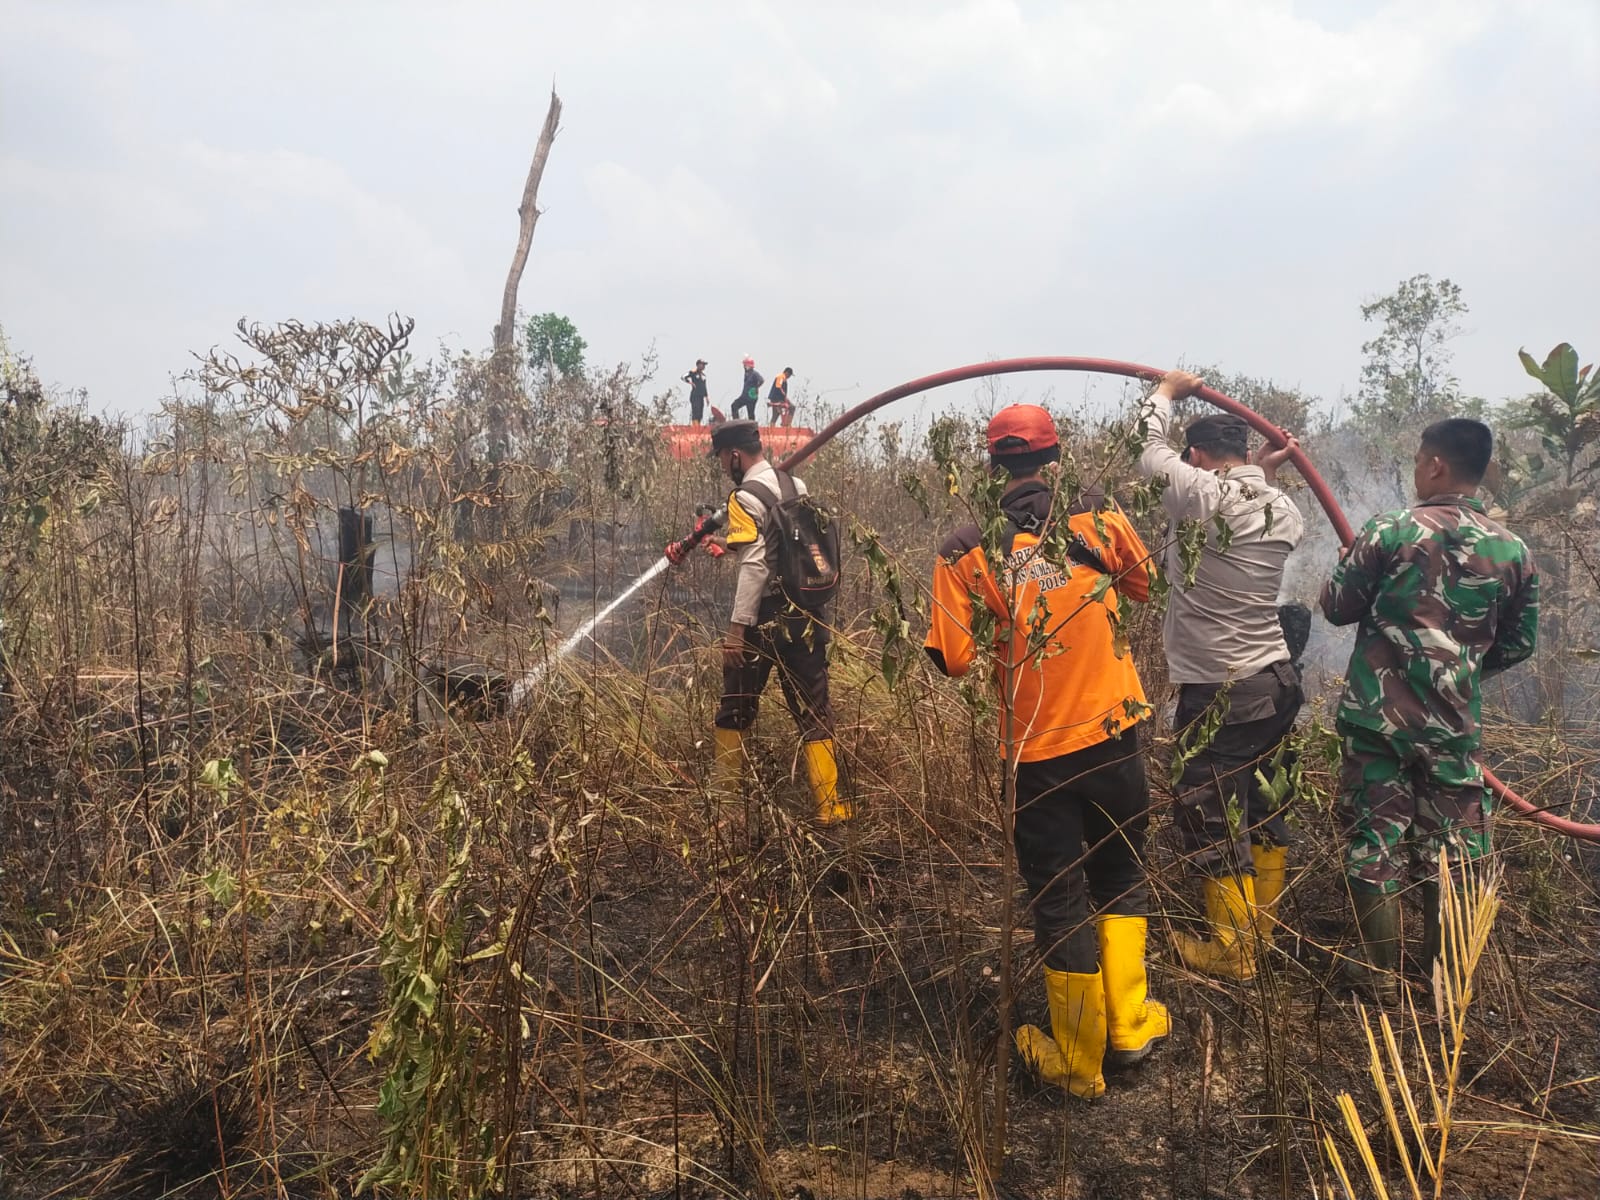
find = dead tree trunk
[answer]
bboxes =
[493,89,563,355]
[471,88,562,542]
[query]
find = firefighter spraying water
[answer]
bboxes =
[688,419,849,824]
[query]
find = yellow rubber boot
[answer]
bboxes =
[1173,875,1259,981]
[802,738,853,824]
[712,727,745,798]
[1097,915,1170,1064]
[1251,844,1288,942]
[1015,967,1107,1100]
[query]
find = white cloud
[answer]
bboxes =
[849,0,1495,141]
[175,140,468,288]
[0,0,140,62]
[1131,0,1496,137]
[581,161,773,273]
[0,154,205,238]
[0,0,1595,418]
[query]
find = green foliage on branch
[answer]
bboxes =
[0,337,120,666]
[523,311,587,382]
[1356,274,1468,428]
[360,773,497,1197]
[1511,342,1600,489]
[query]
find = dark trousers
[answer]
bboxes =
[1173,661,1302,877]
[689,392,706,422]
[730,397,758,420]
[1013,727,1151,973]
[714,614,832,741]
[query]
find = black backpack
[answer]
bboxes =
[739,471,841,612]
[1001,499,1112,576]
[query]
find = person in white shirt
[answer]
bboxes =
[703,420,851,825]
[1136,370,1305,981]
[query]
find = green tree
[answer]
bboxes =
[1356,274,1467,428]
[1512,342,1600,490]
[1,341,118,681]
[522,312,586,382]
[1498,343,1600,718]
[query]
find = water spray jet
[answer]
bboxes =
[507,555,673,710]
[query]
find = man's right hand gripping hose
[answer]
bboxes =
[665,507,725,566]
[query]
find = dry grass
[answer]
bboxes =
[1,331,1596,1199]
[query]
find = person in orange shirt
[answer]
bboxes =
[925,405,1168,1100]
[767,367,795,426]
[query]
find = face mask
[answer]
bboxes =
[729,455,745,484]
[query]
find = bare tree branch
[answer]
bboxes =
[493,89,563,356]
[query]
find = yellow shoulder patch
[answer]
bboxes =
[725,493,759,545]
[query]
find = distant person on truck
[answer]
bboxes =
[1321,417,1538,1002]
[683,358,709,426]
[730,356,762,421]
[767,367,795,427]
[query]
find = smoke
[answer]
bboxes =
[1281,426,1412,700]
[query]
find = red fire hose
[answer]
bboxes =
[773,356,1600,844]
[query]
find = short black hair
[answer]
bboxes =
[989,444,1060,476]
[1419,418,1493,484]
[1184,413,1250,461]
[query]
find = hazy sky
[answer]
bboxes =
[3,0,1596,423]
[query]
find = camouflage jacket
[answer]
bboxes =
[1320,494,1538,746]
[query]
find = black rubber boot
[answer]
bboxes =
[1344,886,1401,1005]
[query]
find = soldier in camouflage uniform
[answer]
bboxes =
[1321,418,1538,999]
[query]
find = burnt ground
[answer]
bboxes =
[1,668,1597,1200]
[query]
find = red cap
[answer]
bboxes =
[987,404,1059,455]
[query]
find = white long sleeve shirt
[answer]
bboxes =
[723,457,809,627]
[1137,390,1305,685]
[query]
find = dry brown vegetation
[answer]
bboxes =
[1,321,1595,1199]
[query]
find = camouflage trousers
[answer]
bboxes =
[1336,721,1491,894]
